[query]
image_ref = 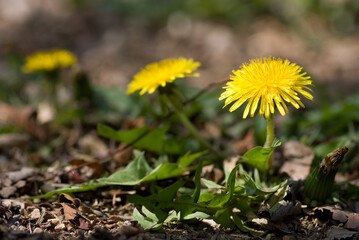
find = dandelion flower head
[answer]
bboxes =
[219,57,313,119]
[127,57,200,95]
[22,49,77,73]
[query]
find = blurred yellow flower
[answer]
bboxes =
[127,57,200,95]
[219,57,313,119]
[22,49,77,73]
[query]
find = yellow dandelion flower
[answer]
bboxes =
[127,57,201,95]
[219,57,313,119]
[22,49,77,73]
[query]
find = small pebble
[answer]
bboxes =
[33,227,43,233]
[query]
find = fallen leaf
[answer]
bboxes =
[333,210,349,223]
[0,103,45,139]
[61,203,77,221]
[345,214,359,231]
[78,216,89,230]
[223,156,239,173]
[5,167,37,183]
[14,180,27,188]
[233,128,256,154]
[0,186,17,198]
[265,200,302,222]
[113,144,134,167]
[29,208,41,220]
[58,193,75,204]
[326,226,358,240]
[78,133,108,157]
[201,164,223,184]
[280,141,314,180]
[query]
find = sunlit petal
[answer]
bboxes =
[219,57,314,118]
[127,58,201,95]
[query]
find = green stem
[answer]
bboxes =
[264,114,274,148]
[164,94,223,159]
[263,114,274,173]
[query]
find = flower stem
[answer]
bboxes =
[263,114,275,174]
[164,94,223,159]
[264,114,274,148]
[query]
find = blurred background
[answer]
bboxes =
[0,0,359,150]
[1,0,359,92]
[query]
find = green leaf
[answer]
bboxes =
[141,163,185,182]
[191,160,203,203]
[241,146,276,172]
[239,166,287,196]
[128,181,185,222]
[178,151,206,168]
[163,210,179,223]
[33,150,200,199]
[133,207,162,230]
[182,211,210,220]
[98,150,152,185]
[231,213,249,232]
[28,182,106,199]
[214,209,235,228]
[201,178,223,189]
[174,196,200,219]
[99,150,193,185]
[198,192,216,203]
[97,124,184,153]
[208,193,231,208]
[226,165,239,200]
[157,180,185,202]
[232,213,264,236]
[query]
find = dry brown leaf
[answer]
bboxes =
[29,208,41,220]
[78,134,108,157]
[280,141,314,180]
[61,203,77,221]
[345,214,359,231]
[223,156,239,174]
[113,143,134,167]
[0,186,17,198]
[326,226,358,239]
[201,164,224,184]
[78,216,89,230]
[233,128,256,154]
[0,103,45,139]
[314,205,359,231]
[5,167,38,183]
[58,193,75,204]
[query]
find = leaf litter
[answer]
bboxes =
[0,103,359,240]
[1,145,359,240]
